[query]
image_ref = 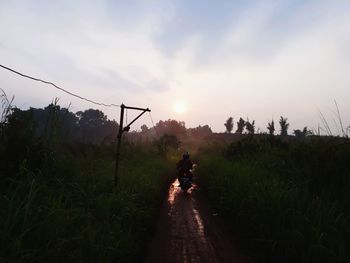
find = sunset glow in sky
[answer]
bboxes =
[1,1,350,133]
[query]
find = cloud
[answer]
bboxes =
[1,0,174,88]
[150,1,350,132]
[1,1,350,133]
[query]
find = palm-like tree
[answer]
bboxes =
[245,119,255,134]
[279,116,289,136]
[236,118,245,134]
[267,119,275,135]
[294,126,312,138]
[224,117,234,133]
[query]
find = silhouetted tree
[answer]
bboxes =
[100,120,118,144]
[154,134,179,156]
[245,119,255,134]
[267,119,275,135]
[224,117,234,133]
[137,124,150,141]
[279,116,289,136]
[155,119,187,138]
[31,103,79,141]
[140,124,149,133]
[188,125,212,138]
[294,127,312,139]
[236,118,245,134]
[77,109,117,144]
[1,108,38,175]
[2,103,119,146]
[77,109,107,127]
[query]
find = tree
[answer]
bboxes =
[138,124,150,142]
[267,119,275,135]
[294,126,312,139]
[28,101,79,141]
[154,134,179,156]
[2,108,39,175]
[236,118,245,134]
[77,109,116,144]
[155,119,187,138]
[188,125,212,138]
[245,119,255,134]
[140,124,149,133]
[77,109,107,128]
[279,116,289,136]
[224,117,234,133]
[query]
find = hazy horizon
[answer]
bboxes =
[1,0,350,134]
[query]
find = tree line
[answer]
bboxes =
[1,100,316,147]
[224,116,312,138]
[0,102,213,145]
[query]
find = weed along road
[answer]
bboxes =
[146,179,247,263]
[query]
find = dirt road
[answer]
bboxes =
[146,179,249,263]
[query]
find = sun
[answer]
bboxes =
[173,101,187,114]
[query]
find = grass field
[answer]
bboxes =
[2,99,349,262]
[0,141,174,263]
[0,99,178,262]
[196,135,350,263]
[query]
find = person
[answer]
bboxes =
[176,152,193,182]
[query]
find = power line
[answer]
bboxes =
[148,111,160,138]
[0,64,120,108]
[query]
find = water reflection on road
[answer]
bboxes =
[166,179,217,263]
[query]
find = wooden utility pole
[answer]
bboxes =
[114,104,150,186]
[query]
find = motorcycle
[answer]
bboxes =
[178,171,192,192]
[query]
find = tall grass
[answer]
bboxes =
[0,88,14,123]
[196,136,350,263]
[0,143,174,263]
[318,100,349,137]
[0,98,174,262]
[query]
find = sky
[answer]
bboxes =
[1,0,350,134]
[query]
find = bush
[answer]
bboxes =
[197,136,350,263]
[0,103,174,262]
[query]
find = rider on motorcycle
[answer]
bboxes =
[176,152,193,182]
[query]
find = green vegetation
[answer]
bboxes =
[224,117,234,133]
[197,136,350,263]
[0,100,174,262]
[2,88,349,263]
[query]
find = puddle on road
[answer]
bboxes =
[148,177,237,263]
[167,180,178,206]
[168,164,198,206]
[166,179,216,262]
[167,179,198,205]
[193,207,205,237]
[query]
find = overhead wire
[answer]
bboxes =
[0,64,160,135]
[148,111,160,138]
[0,64,120,108]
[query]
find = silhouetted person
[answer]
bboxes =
[176,152,193,182]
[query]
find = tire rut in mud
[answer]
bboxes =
[146,179,249,263]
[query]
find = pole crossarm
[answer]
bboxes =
[124,105,151,112]
[123,109,150,132]
[114,103,151,187]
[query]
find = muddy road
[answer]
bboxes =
[146,179,249,263]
